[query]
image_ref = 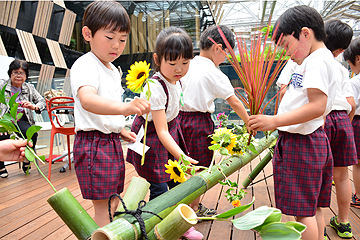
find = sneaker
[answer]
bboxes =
[351,193,360,208]
[329,216,353,239]
[22,160,31,174]
[195,203,217,217]
[0,167,8,178]
[324,227,328,240]
[181,227,203,240]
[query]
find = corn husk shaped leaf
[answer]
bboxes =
[231,206,281,230]
[215,196,255,219]
[258,222,304,240]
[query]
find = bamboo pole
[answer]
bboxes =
[92,131,278,240]
[147,204,197,240]
[242,151,273,188]
[47,188,99,240]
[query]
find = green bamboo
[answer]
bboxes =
[242,151,273,188]
[47,188,99,240]
[91,131,278,240]
[115,176,150,216]
[147,204,197,240]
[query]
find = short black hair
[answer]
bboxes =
[200,25,235,50]
[8,59,29,79]
[325,19,353,52]
[83,1,131,37]
[273,5,326,44]
[153,26,193,72]
[344,37,360,65]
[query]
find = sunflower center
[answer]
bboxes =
[173,166,181,176]
[137,72,145,79]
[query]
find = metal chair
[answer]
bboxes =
[45,96,75,180]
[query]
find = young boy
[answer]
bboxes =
[248,5,338,240]
[344,37,360,210]
[70,1,150,227]
[179,25,250,216]
[323,19,357,239]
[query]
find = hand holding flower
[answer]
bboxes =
[248,114,277,132]
[125,98,151,116]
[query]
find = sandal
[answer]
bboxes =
[195,203,217,217]
[0,168,8,178]
[22,161,31,174]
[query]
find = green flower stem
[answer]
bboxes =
[31,148,57,193]
[207,149,219,173]
[141,80,151,166]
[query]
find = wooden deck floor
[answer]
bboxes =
[0,138,360,240]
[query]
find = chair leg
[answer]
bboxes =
[48,131,55,180]
[67,135,71,170]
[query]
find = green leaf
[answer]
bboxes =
[283,221,306,233]
[10,102,19,120]
[212,135,220,142]
[216,196,255,219]
[231,206,280,230]
[191,168,196,176]
[39,155,46,163]
[10,134,15,139]
[146,90,151,100]
[148,79,155,84]
[26,125,42,141]
[16,112,23,121]
[253,209,282,231]
[0,119,18,132]
[248,143,258,154]
[182,155,190,166]
[219,147,229,156]
[9,92,19,111]
[223,134,230,142]
[0,84,7,105]
[25,147,35,162]
[208,144,220,151]
[259,222,302,240]
[133,86,143,94]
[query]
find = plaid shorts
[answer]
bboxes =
[325,110,357,167]
[74,130,124,200]
[352,116,360,159]
[273,128,333,217]
[179,111,214,167]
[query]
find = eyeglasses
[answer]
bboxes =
[12,72,26,76]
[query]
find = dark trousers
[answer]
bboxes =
[148,180,179,201]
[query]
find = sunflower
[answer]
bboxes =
[126,61,151,93]
[165,160,186,183]
[210,128,236,153]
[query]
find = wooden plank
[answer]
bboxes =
[0,35,8,56]
[131,14,139,54]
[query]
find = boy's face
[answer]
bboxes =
[82,26,128,67]
[279,29,311,65]
[348,56,360,75]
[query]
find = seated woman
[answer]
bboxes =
[0,59,46,178]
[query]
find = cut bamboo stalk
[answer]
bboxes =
[115,176,150,216]
[147,204,197,240]
[242,151,273,188]
[47,188,99,240]
[91,131,278,240]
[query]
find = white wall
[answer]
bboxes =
[0,55,15,81]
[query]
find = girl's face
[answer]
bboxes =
[158,57,190,85]
[348,55,360,75]
[82,26,128,69]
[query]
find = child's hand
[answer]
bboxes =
[248,114,276,132]
[119,129,136,142]
[186,156,198,165]
[126,98,151,116]
[245,123,257,136]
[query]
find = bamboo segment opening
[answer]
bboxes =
[179,204,197,225]
[92,230,111,240]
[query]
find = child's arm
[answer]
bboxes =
[248,88,327,131]
[119,128,136,143]
[152,109,198,164]
[226,95,250,125]
[347,96,356,121]
[78,86,150,116]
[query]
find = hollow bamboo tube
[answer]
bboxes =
[91,131,278,240]
[242,151,273,188]
[147,204,197,240]
[47,188,99,240]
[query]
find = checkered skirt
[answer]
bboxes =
[325,110,357,167]
[179,111,214,167]
[73,130,124,200]
[352,116,360,159]
[126,115,188,183]
[273,128,333,216]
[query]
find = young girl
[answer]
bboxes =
[344,37,360,209]
[70,1,150,227]
[126,26,203,240]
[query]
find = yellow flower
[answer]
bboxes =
[230,142,243,155]
[211,128,236,153]
[126,61,151,93]
[165,160,186,183]
[232,199,241,208]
